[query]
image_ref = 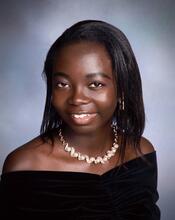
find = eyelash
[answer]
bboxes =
[56,82,69,88]
[89,81,105,88]
[55,81,105,89]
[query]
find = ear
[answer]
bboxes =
[50,96,55,110]
[50,95,54,106]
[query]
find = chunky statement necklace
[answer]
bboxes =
[58,124,119,164]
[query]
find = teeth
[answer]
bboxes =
[72,114,90,118]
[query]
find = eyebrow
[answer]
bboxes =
[53,72,70,79]
[53,72,112,80]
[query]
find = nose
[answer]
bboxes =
[68,86,90,106]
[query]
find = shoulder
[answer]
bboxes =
[139,136,156,155]
[2,136,49,174]
[125,136,156,162]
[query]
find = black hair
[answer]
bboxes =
[40,20,145,165]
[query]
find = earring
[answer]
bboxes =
[112,116,117,126]
[119,98,125,111]
[58,119,62,127]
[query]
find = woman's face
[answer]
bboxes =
[51,41,117,134]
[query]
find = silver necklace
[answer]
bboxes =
[58,124,119,164]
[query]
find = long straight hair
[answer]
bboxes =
[40,20,145,164]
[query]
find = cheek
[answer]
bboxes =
[51,92,65,110]
[94,90,117,113]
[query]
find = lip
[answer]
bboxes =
[68,112,96,114]
[68,112,97,125]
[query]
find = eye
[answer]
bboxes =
[56,82,70,88]
[89,81,104,88]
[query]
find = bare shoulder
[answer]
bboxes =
[2,136,48,174]
[139,136,156,155]
[124,136,156,162]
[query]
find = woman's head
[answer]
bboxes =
[41,20,145,158]
[51,41,117,134]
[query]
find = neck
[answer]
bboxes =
[62,124,115,156]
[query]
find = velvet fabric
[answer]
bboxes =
[0,151,160,219]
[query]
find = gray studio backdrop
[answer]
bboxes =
[0,0,174,219]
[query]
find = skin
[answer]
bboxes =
[51,41,117,156]
[2,41,155,175]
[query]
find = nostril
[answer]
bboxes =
[68,96,89,105]
[68,89,90,105]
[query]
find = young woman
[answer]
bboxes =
[0,20,160,219]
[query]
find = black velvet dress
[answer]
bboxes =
[0,151,160,219]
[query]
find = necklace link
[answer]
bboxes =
[58,125,119,164]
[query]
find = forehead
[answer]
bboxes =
[52,41,113,78]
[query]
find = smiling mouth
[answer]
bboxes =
[70,113,97,125]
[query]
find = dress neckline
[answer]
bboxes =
[1,151,156,179]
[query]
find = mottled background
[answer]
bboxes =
[0,0,174,219]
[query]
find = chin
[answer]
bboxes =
[64,120,112,135]
[65,123,101,135]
